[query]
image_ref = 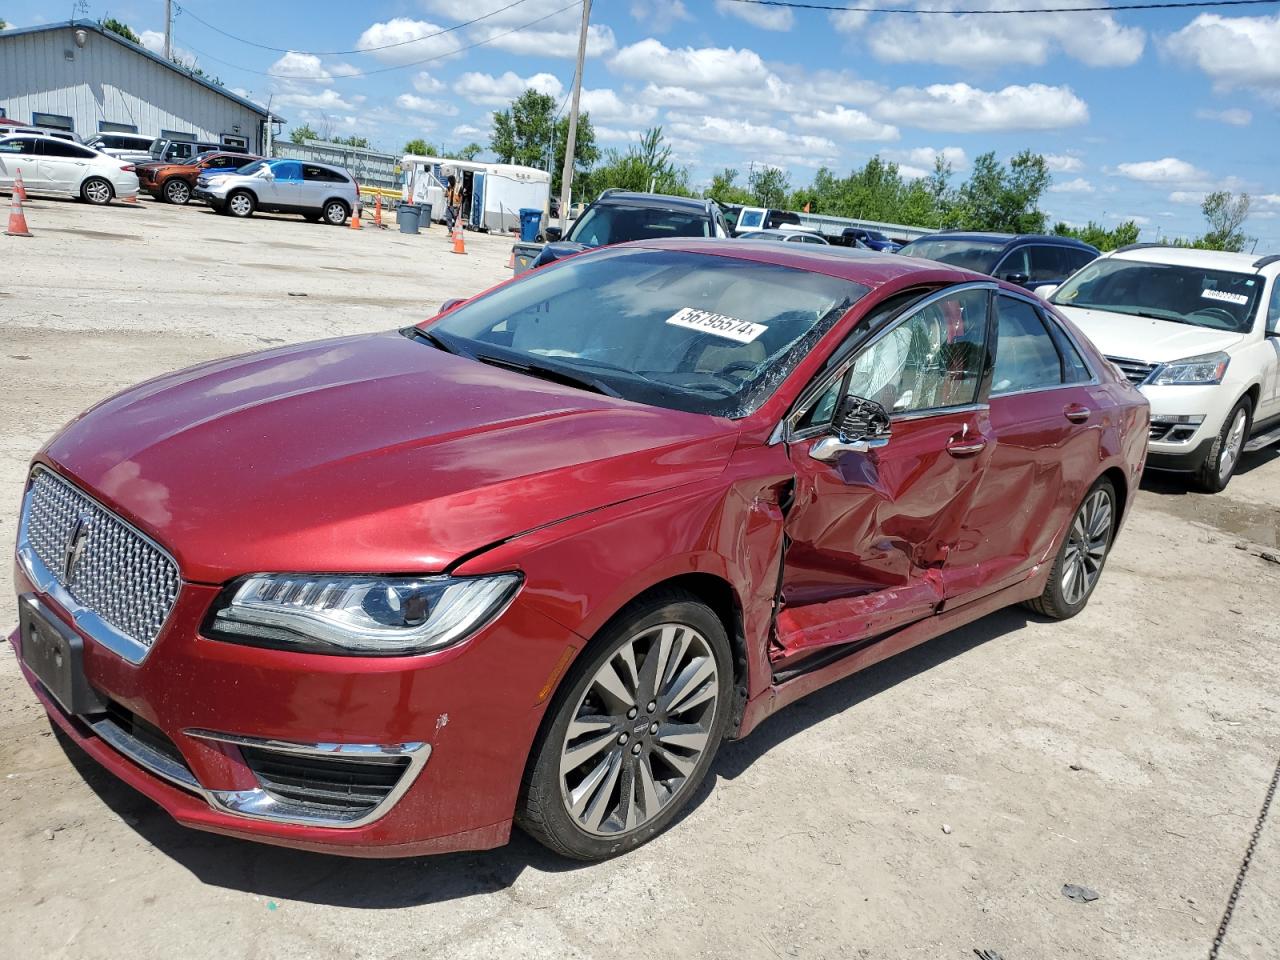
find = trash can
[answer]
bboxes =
[518,208,542,243]
[398,203,421,235]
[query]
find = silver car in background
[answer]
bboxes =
[194,158,359,225]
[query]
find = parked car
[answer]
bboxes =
[84,132,154,164]
[842,227,902,253]
[0,135,138,204]
[511,190,731,273]
[732,206,803,236]
[899,232,1099,290]
[739,228,830,245]
[12,238,1147,860]
[194,158,358,224]
[148,137,250,164]
[1038,245,1280,491]
[5,126,83,143]
[140,151,260,205]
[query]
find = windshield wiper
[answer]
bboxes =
[407,327,474,359]
[474,354,622,398]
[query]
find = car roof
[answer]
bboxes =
[742,228,821,237]
[1108,244,1275,273]
[620,237,986,288]
[594,190,710,214]
[914,231,1098,252]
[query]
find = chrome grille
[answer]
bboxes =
[21,467,180,653]
[1106,356,1157,385]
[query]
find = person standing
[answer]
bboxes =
[445,175,462,234]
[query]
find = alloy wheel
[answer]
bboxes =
[559,622,720,837]
[1060,488,1112,606]
[165,180,190,204]
[229,193,253,217]
[1218,408,1247,483]
[84,179,111,204]
[325,201,347,225]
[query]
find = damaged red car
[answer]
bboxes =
[12,239,1148,861]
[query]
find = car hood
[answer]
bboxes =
[41,332,739,582]
[1053,305,1245,363]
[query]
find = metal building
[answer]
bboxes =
[0,19,277,152]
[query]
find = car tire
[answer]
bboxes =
[1192,397,1251,493]
[1024,477,1117,621]
[226,190,255,218]
[163,179,191,205]
[517,589,733,861]
[80,177,114,205]
[322,199,349,226]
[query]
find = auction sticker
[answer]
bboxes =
[1202,288,1248,306]
[666,307,767,343]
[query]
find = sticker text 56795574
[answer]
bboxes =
[666,307,768,344]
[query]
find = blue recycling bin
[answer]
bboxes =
[518,208,543,242]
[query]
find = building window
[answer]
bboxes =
[32,112,74,131]
[160,129,197,142]
[98,121,139,134]
[221,134,249,149]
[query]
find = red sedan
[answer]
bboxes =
[11,240,1148,860]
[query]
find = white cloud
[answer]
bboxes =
[396,94,456,117]
[638,84,710,108]
[355,19,463,65]
[267,51,359,82]
[412,72,445,95]
[453,123,491,141]
[857,1,1144,69]
[886,146,969,169]
[596,126,647,143]
[874,83,1089,132]
[629,0,693,33]
[666,112,837,165]
[897,165,930,180]
[139,29,196,65]
[1258,194,1280,207]
[1194,107,1252,126]
[1114,157,1208,183]
[1169,190,1208,204]
[1164,13,1280,89]
[1045,153,1084,173]
[455,71,563,106]
[611,39,774,90]
[470,24,616,59]
[715,0,794,31]
[1050,177,1096,194]
[273,88,366,112]
[793,106,899,141]
[580,88,658,126]
[1111,213,1152,225]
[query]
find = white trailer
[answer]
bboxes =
[401,155,550,233]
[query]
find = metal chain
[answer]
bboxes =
[1208,753,1280,960]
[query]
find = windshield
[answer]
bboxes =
[424,248,868,417]
[899,237,1004,272]
[148,138,165,158]
[567,204,711,247]
[1051,258,1262,332]
[234,159,269,176]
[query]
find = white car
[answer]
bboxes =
[84,132,155,164]
[1039,245,1280,491]
[738,228,830,244]
[0,134,139,205]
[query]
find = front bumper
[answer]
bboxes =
[10,559,578,857]
[1141,383,1225,469]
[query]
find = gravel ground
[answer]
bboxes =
[2,195,1277,960]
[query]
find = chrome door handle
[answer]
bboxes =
[1064,404,1091,423]
[946,429,987,456]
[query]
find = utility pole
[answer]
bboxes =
[557,0,591,233]
[265,94,274,158]
[164,0,173,59]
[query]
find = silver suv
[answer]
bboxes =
[194,158,359,225]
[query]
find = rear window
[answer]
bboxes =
[568,204,711,247]
[737,210,764,230]
[899,237,1005,273]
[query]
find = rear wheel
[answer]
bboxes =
[80,177,113,205]
[1193,398,1251,493]
[226,190,255,218]
[1024,478,1117,620]
[163,179,191,204]
[323,199,349,225]
[518,590,732,860]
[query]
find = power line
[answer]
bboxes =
[178,1,582,80]
[173,0,537,56]
[721,0,1279,14]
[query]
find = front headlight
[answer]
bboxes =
[206,572,522,656]
[1150,351,1230,386]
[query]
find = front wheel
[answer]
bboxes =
[1193,398,1251,493]
[163,179,191,204]
[1024,478,1117,620]
[517,590,732,860]
[80,177,113,205]
[226,190,255,218]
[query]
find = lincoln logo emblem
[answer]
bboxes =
[63,512,93,581]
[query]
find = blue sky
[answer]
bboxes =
[8,0,1279,245]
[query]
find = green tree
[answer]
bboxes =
[1052,220,1141,252]
[749,166,790,208]
[706,168,754,206]
[403,139,438,156]
[289,124,318,145]
[1199,190,1250,251]
[946,151,1050,233]
[100,17,140,44]
[490,89,597,194]
[581,127,691,198]
[1,18,8,29]
[456,142,484,161]
[331,135,370,148]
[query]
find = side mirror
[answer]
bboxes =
[440,297,467,313]
[809,395,892,462]
[544,226,562,241]
[1004,271,1030,287]
[1032,283,1058,300]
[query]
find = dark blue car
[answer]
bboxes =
[897,232,1099,289]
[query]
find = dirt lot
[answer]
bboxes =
[2,196,1277,960]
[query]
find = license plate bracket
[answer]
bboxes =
[18,594,107,716]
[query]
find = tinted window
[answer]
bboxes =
[303,165,346,182]
[737,210,764,229]
[1266,280,1280,334]
[1064,248,1097,274]
[271,161,303,180]
[428,248,868,417]
[568,204,711,246]
[1052,258,1262,333]
[899,237,1005,273]
[767,211,801,228]
[992,296,1065,394]
[0,138,39,155]
[1028,245,1069,283]
[207,155,240,168]
[996,247,1031,280]
[1045,315,1092,383]
[847,288,990,414]
[40,140,95,159]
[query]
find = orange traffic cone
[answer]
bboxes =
[451,218,466,255]
[350,204,362,230]
[6,190,33,237]
[506,250,515,269]
[123,193,138,204]
[14,168,27,202]
[374,194,383,228]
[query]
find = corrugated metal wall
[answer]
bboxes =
[271,140,402,191]
[0,25,265,149]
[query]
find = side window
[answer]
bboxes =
[1066,248,1096,274]
[1029,245,1067,283]
[0,138,39,155]
[39,140,94,159]
[992,296,1066,394]
[274,162,303,181]
[211,156,237,168]
[303,165,340,182]
[1267,280,1280,334]
[847,288,990,414]
[1044,316,1092,383]
[996,247,1031,281]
